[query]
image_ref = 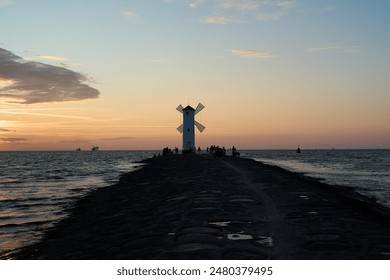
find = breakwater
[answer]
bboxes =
[8,155,390,259]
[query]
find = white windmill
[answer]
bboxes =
[176,103,205,153]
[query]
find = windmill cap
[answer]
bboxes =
[183,105,195,111]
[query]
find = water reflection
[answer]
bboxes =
[0,150,155,256]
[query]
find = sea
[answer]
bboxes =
[0,149,389,257]
[0,150,155,258]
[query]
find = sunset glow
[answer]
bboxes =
[0,0,389,150]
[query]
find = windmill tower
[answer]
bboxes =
[176,103,205,153]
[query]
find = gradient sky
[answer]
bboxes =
[0,0,389,150]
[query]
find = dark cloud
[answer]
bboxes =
[0,137,27,143]
[0,128,11,132]
[0,48,100,104]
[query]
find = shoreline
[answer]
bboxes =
[251,159,390,220]
[6,154,390,260]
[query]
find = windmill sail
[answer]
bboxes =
[177,102,205,151]
[194,103,205,115]
[176,104,184,113]
[194,120,205,133]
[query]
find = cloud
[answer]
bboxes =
[217,0,260,11]
[276,1,295,7]
[230,49,277,58]
[198,0,296,24]
[256,8,288,21]
[0,108,95,120]
[123,10,140,23]
[200,15,238,24]
[0,128,11,132]
[99,136,136,141]
[0,0,13,7]
[28,55,68,62]
[60,139,90,144]
[307,44,361,53]
[188,0,206,8]
[0,137,27,143]
[0,48,100,104]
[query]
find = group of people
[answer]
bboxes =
[161,147,172,157]
[207,145,226,158]
[155,145,239,158]
[161,147,180,157]
[206,145,239,158]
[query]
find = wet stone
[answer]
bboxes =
[306,234,341,242]
[179,226,223,235]
[166,195,188,202]
[223,248,267,259]
[229,199,255,203]
[173,243,221,253]
[208,220,232,227]
[227,233,253,240]
[175,233,223,243]
[256,236,274,248]
[191,207,219,211]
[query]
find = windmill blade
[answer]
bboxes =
[194,103,205,115]
[177,124,183,133]
[194,120,205,133]
[176,104,184,113]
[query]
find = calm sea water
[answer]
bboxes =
[0,149,389,257]
[0,150,155,257]
[242,149,390,209]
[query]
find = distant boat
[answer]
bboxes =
[76,148,81,151]
[92,146,99,151]
[296,145,301,153]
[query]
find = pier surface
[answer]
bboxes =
[11,155,390,259]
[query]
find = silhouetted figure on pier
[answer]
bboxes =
[162,147,172,157]
[232,146,240,157]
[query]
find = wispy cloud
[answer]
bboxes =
[99,136,136,141]
[188,0,206,8]
[256,8,288,21]
[230,49,277,58]
[27,55,68,62]
[277,1,295,7]
[123,10,140,23]
[307,44,361,53]
[200,15,238,24]
[196,0,297,24]
[0,0,13,7]
[0,108,95,120]
[0,137,27,143]
[60,139,90,144]
[0,48,100,104]
[217,0,260,11]
[25,55,81,69]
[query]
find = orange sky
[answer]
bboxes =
[1,1,389,150]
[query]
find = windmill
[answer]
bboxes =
[176,103,205,152]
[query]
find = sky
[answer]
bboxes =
[0,0,389,150]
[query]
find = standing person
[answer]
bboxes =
[232,146,237,157]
